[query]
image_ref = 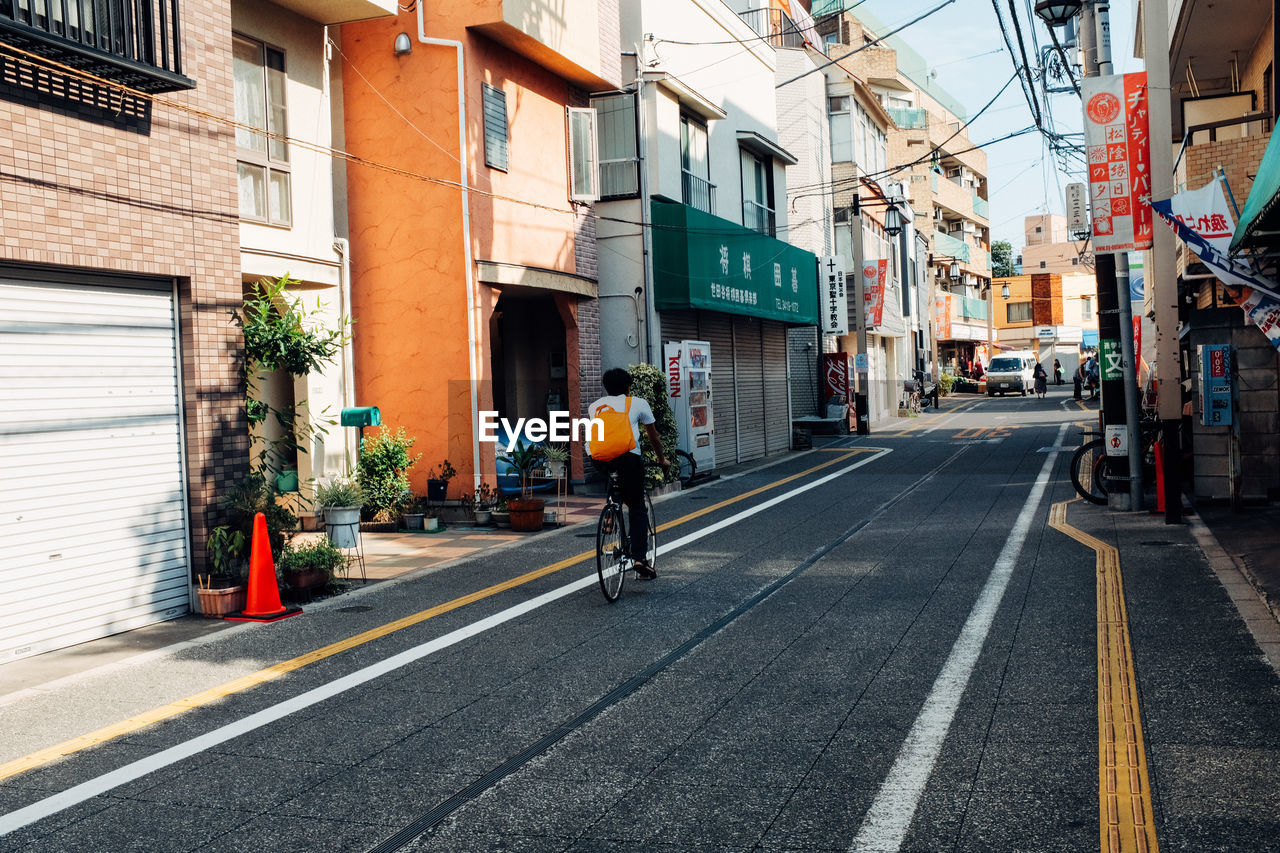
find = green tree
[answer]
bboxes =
[991,240,1016,278]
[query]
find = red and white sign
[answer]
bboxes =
[935,293,953,341]
[861,259,887,329]
[1082,72,1152,253]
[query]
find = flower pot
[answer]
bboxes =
[196,585,245,618]
[284,568,327,590]
[425,516,440,531]
[402,512,425,530]
[323,505,361,548]
[275,470,299,493]
[507,498,545,532]
[426,479,448,501]
[474,509,492,525]
[491,510,511,528]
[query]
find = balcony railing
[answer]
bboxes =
[932,230,971,263]
[600,158,639,199]
[737,7,804,49]
[972,193,989,220]
[743,200,775,237]
[0,0,193,92]
[682,169,716,215]
[887,107,928,129]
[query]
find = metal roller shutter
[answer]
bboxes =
[733,316,766,462]
[658,309,698,345]
[701,314,737,468]
[787,326,819,418]
[0,274,189,662]
[763,320,790,454]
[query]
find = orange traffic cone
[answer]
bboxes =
[226,512,302,622]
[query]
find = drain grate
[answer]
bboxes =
[336,605,374,613]
[1140,541,1172,547]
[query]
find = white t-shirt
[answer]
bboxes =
[587,394,655,457]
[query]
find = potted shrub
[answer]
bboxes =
[491,496,511,528]
[316,477,363,548]
[358,426,422,522]
[400,491,426,530]
[196,525,247,617]
[542,444,569,480]
[497,443,547,532]
[425,459,456,501]
[278,537,347,591]
[473,481,496,526]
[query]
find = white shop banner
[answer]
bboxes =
[818,255,848,335]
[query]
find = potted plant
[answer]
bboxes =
[473,481,496,526]
[491,496,511,528]
[542,444,569,480]
[400,491,425,530]
[196,525,247,618]
[316,477,363,548]
[278,537,347,591]
[358,426,422,522]
[497,442,548,532]
[425,459,456,501]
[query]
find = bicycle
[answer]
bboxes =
[901,380,923,415]
[672,448,696,486]
[1069,420,1161,505]
[596,468,658,603]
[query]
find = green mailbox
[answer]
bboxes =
[340,407,381,457]
[340,407,381,427]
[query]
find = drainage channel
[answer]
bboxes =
[365,446,969,853]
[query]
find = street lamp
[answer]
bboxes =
[1001,283,1010,299]
[948,261,960,281]
[884,202,903,237]
[1033,0,1081,27]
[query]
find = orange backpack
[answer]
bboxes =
[588,397,637,461]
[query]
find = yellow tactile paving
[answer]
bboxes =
[1049,499,1160,853]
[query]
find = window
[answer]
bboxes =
[680,115,713,213]
[592,93,638,198]
[483,82,509,171]
[1039,260,1047,269]
[567,107,598,201]
[1035,226,1042,233]
[234,35,291,227]
[829,96,852,163]
[1007,301,1033,323]
[741,150,775,236]
[1081,296,1094,321]
[1071,257,1079,265]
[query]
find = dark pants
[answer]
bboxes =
[599,453,648,562]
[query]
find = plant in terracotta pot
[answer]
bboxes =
[278,537,347,591]
[316,477,363,548]
[196,525,248,618]
[497,442,548,532]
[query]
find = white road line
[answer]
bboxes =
[848,423,1069,853]
[0,448,891,837]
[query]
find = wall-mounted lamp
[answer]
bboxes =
[1001,283,1010,299]
[948,261,960,282]
[884,203,903,237]
[394,32,413,55]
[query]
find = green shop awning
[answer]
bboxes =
[1231,129,1280,252]
[652,200,819,325]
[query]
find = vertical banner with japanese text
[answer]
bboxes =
[818,255,848,335]
[862,260,887,329]
[1082,72,1152,253]
[934,293,952,341]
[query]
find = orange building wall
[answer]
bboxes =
[341,8,586,497]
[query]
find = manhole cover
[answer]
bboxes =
[336,605,374,613]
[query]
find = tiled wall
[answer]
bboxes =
[0,1,246,575]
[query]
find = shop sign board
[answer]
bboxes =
[818,255,848,335]
[1082,72,1153,253]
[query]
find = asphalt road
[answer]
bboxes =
[2,389,1278,852]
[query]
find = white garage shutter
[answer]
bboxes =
[0,274,189,662]
[763,320,790,455]
[733,316,765,462]
[702,314,737,468]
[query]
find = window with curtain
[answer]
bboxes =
[1081,295,1094,321]
[234,34,290,226]
[567,108,598,201]
[741,150,775,236]
[591,93,638,198]
[680,115,712,212]
[1007,301,1033,323]
[829,96,852,162]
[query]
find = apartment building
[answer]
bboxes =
[1021,213,1091,275]
[992,272,1100,381]
[340,0,621,494]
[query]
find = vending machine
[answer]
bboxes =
[664,340,715,472]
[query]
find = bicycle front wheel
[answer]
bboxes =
[673,449,696,486]
[596,504,627,602]
[1070,438,1108,504]
[644,493,658,571]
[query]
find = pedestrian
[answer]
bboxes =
[972,359,984,380]
[1085,356,1099,399]
[1033,361,1048,399]
[1053,358,1063,385]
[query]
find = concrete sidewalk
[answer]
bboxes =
[1196,502,1280,628]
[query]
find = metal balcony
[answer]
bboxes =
[743,200,775,237]
[682,169,716,215]
[0,0,194,93]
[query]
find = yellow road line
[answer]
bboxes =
[1049,499,1160,853]
[0,449,871,782]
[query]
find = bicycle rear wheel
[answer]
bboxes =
[596,504,627,602]
[1070,438,1108,504]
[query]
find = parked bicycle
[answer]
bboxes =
[672,448,696,487]
[596,467,658,602]
[1069,419,1161,504]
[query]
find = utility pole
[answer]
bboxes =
[851,203,871,434]
[1086,0,1144,511]
[1142,0,1183,523]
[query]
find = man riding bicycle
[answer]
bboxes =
[587,368,670,579]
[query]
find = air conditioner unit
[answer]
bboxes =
[945,167,962,179]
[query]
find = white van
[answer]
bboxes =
[986,350,1038,396]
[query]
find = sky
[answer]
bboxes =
[844,0,1141,253]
